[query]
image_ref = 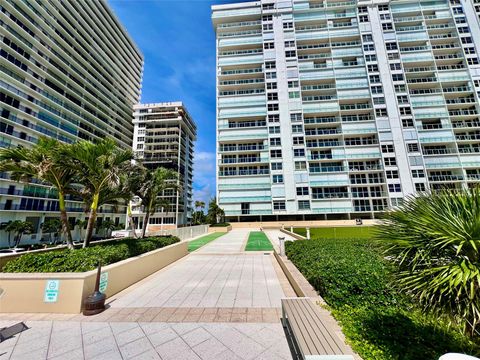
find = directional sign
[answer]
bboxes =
[44,280,59,303]
[99,272,108,293]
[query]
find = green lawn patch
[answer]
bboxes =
[285,237,479,359]
[245,231,273,251]
[293,226,373,239]
[188,232,226,252]
[2,236,179,273]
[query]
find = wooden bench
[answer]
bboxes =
[282,298,354,360]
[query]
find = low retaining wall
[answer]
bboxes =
[230,220,380,229]
[209,225,232,233]
[280,228,306,240]
[149,224,209,240]
[0,241,187,313]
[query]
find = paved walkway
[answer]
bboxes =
[195,229,250,253]
[0,229,295,360]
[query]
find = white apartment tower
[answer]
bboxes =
[132,103,196,230]
[0,0,143,239]
[212,0,480,222]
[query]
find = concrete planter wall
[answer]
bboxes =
[209,225,232,233]
[0,241,187,313]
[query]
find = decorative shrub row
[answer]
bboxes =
[285,238,479,360]
[2,236,179,273]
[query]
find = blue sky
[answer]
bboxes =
[107,0,243,205]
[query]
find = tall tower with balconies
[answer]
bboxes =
[212,0,480,222]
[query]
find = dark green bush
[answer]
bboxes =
[285,238,480,360]
[2,236,179,273]
[210,222,230,227]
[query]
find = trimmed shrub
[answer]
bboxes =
[2,236,179,273]
[285,238,480,359]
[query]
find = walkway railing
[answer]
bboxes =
[149,225,209,241]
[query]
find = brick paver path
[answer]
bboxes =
[0,229,295,359]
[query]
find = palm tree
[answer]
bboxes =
[75,218,88,242]
[127,166,179,238]
[63,138,133,247]
[6,220,34,248]
[376,187,480,337]
[0,138,76,249]
[207,197,225,225]
[99,219,116,238]
[195,200,205,211]
[41,218,62,244]
[0,221,14,247]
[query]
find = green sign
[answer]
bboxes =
[99,272,108,293]
[44,280,59,303]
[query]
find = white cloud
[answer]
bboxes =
[192,151,216,206]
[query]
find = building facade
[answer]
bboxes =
[212,0,480,222]
[0,0,143,241]
[131,102,196,230]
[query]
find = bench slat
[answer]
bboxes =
[298,299,346,354]
[283,300,317,356]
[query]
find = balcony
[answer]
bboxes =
[218,169,269,177]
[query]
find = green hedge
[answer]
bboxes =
[3,236,179,273]
[210,222,230,227]
[285,238,479,359]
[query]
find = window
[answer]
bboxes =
[369,75,381,83]
[378,4,389,11]
[285,50,296,58]
[273,201,286,210]
[136,144,143,150]
[269,126,280,134]
[294,148,305,157]
[266,72,277,79]
[365,54,377,62]
[399,107,412,116]
[262,15,273,21]
[290,113,303,122]
[367,64,379,72]
[271,162,282,170]
[392,74,404,82]
[293,136,304,145]
[271,149,282,158]
[264,42,274,49]
[270,138,281,146]
[388,183,402,192]
[382,23,393,31]
[376,108,388,117]
[373,97,385,105]
[289,91,300,99]
[283,22,293,29]
[386,170,399,179]
[402,118,414,128]
[390,63,402,71]
[364,44,375,52]
[362,34,373,42]
[382,144,394,153]
[285,40,295,47]
[288,80,299,88]
[298,200,310,210]
[371,86,383,94]
[385,42,398,51]
[296,187,309,196]
[266,82,277,90]
[384,157,397,166]
[268,114,279,122]
[295,161,307,171]
[273,174,284,183]
[268,92,278,101]
[358,6,367,13]
[359,15,369,22]
[265,61,276,69]
[412,169,425,178]
[268,103,279,111]
[292,125,303,133]
[415,183,426,192]
[397,95,408,104]
[263,24,273,31]
[407,143,419,152]
[380,13,391,20]
[395,84,406,93]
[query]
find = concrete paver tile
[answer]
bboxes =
[146,326,178,347]
[83,337,118,359]
[119,336,154,359]
[154,337,191,360]
[180,327,212,347]
[191,337,228,359]
[90,349,123,360]
[132,349,161,360]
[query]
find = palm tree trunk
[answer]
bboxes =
[59,192,74,249]
[84,193,99,248]
[141,212,150,238]
[127,203,137,238]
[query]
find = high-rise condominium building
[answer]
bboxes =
[0,0,143,238]
[212,0,480,222]
[132,102,196,230]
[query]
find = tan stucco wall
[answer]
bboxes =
[208,225,232,233]
[0,241,187,313]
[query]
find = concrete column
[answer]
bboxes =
[306,227,310,240]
